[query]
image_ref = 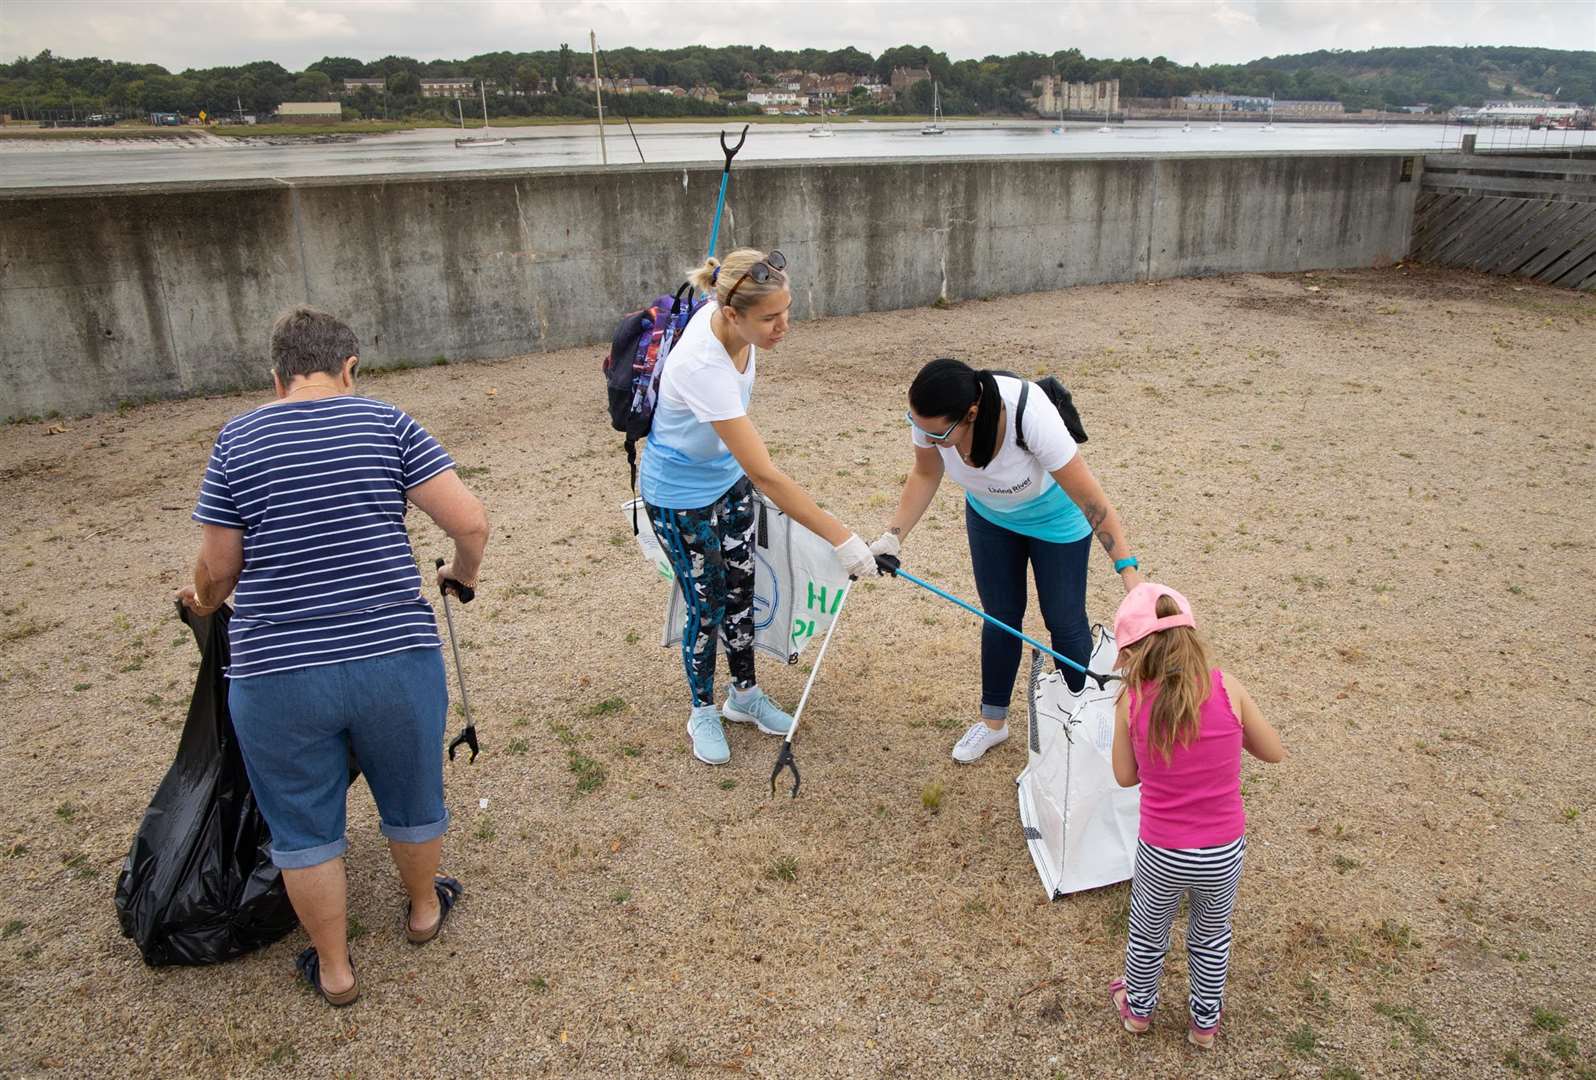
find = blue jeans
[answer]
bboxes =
[228,647,450,869]
[965,501,1093,719]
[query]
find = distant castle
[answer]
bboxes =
[1035,76,1119,115]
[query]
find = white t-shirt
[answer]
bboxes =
[638,302,755,509]
[911,374,1091,542]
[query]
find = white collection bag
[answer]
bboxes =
[1015,626,1142,898]
[625,495,852,664]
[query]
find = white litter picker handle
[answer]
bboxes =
[770,578,853,798]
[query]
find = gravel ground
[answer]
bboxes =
[1,266,1592,1079]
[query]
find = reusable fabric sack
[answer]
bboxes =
[1015,626,1142,898]
[625,494,852,664]
[114,602,298,965]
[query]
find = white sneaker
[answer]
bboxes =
[951,721,1009,764]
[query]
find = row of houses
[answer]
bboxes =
[745,69,898,112]
[1469,100,1585,119]
[1172,94,1344,114]
[1030,81,1343,118]
[564,76,724,101]
[338,69,902,104]
[341,76,487,98]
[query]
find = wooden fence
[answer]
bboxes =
[1410,154,1596,289]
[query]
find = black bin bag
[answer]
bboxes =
[114,602,298,965]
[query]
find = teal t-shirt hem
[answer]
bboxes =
[966,483,1091,544]
[638,441,745,511]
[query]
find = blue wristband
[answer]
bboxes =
[1114,556,1139,573]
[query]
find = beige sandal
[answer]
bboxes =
[405,875,463,945]
[296,946,358,1007]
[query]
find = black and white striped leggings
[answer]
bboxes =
[1122,836,1246,1029]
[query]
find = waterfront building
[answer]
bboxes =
[1274,99,1345,115]
[891,67,931,92]
[420,78,476,99]
[276,102,343,122]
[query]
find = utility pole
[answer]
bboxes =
[590,29,607,165]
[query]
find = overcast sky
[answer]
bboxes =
[2,0,1591,72]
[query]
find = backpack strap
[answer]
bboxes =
[627,441,640,534]
[1013,379,1031,455]
[670,279,694,316]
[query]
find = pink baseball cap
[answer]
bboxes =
[1114,582,1196,649]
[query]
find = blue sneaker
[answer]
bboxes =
[722,685,794,737]
[686,705,730,765]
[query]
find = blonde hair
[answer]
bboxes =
[686,248,788,313]
[1119,593,1215,765]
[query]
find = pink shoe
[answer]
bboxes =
[1109,979,1151,1034]
[1188,1012,1222,1049]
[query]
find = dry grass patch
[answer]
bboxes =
[0,267,1591,1076]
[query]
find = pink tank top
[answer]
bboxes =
[1128,669,1246,849]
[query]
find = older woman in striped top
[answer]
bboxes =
[178,307,489,1006]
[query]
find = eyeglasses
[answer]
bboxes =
[724,249,787,304]
[905,412,962,442]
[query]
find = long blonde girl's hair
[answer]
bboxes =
[1119,593,1215,765]
[686,248,787,313]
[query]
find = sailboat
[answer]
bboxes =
[1097,98,1112,133]
[1260,99,1275,132]
[809,95,834,138]
[1051,91,1065,135]
[920,81,945,135]
[455,81,507,148]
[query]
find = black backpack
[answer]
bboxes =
[994,371,1088,449]
[601,281,702,488]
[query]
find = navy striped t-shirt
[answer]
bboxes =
[192,395,456,679]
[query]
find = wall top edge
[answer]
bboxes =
[0,149,1421,202]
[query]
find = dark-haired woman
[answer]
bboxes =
[870,359,1144,763]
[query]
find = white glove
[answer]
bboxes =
[868,531,901,560]
[832,533,878,579]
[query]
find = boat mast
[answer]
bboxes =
[590,30,608,166]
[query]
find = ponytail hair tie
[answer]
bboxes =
[710,266,721,284]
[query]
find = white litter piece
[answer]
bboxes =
[625,495,853,664]
[1016,625,1142,898]
[478,798,489,810]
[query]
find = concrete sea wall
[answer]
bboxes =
[0,152,1420,419]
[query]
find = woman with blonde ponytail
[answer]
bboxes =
[1107,582,1285,1049]
[639,248,876,767]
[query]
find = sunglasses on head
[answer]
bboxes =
[725,250,787,304]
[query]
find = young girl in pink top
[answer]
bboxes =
[1108,582,1286,1049]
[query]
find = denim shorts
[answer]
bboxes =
[228,646,451,869]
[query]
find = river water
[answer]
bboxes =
[2,119,1590,189]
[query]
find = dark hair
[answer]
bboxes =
[270,306,359,382]
[908,358,1002,468]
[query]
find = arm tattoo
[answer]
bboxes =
[1082,500,1118,556]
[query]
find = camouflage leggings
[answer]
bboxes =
[645,477,758,708]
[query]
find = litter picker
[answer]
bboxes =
[874,555,1117,691]
[770,579,853,798]
[705,125,748,259]
[434,558,480,762]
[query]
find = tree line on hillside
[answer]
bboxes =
[1,43,1590,122]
